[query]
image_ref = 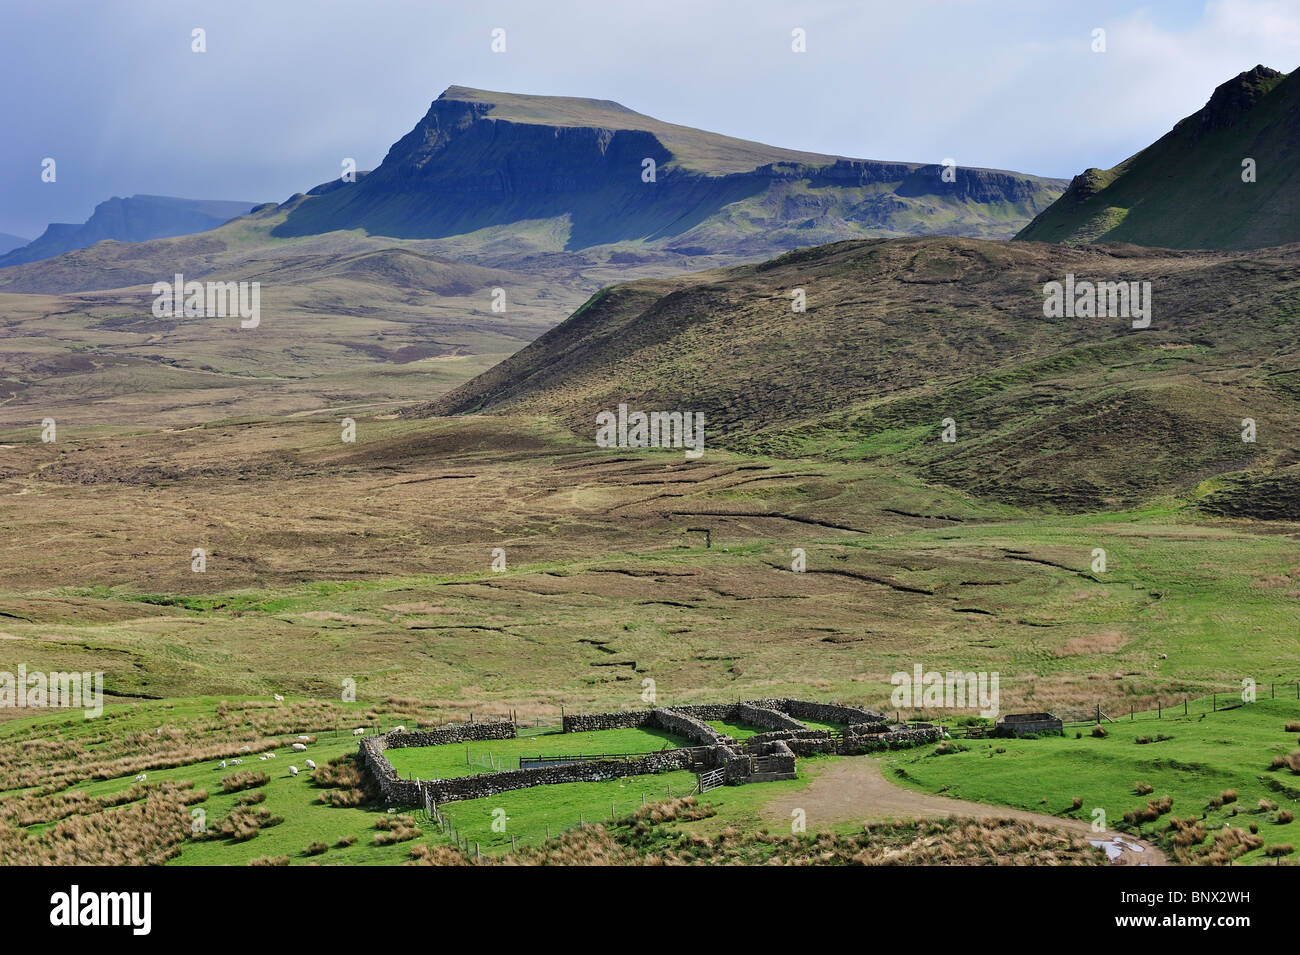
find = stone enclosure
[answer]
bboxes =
[358,698,941,807]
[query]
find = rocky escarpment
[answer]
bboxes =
[0,195,259,269]
[272,85,1064,251]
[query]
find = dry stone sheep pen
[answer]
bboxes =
[357,698,941,807]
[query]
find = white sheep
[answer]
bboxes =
[265,752,275,759]
[305,759,316,770]
[394,725,406,733]
[353,728,365,736]
[273,693,284,702]
[297,734,310,740]
[240,744,251,752]
[289,766,299,776]
[230,758,243,765]
[220,760,227,769]
[135,773,147,782]
[292,742,307,752]
[258,755,267,761]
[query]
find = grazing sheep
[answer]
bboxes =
[289,766,299,776]
[230,758,243,765]
[273,694,284,702]
[305,759,316,770]
[135,773,147,782]
[258,755,267,761]
[394,726,406,733]
[240,745,251,752]
[292,742,307,752]
[220,760,227,769]
[297,734,310,740]
[1160,653,1168,659]
[353,728,365,736]
[265,752,275,759]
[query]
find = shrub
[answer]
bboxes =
[1288,752,1300,775]
[1071,797,1083,810]
[1284,722,1300,733]
[335,835,357,848]
[234,790,266,806]
[1222,790,1238,804]
[1271,756,1287,770]
[221,771,270,794]
[248,855,289,866]
[1136,782,1154,796]
[1091,726,1107,738]
[1278,810,1294,825]
[1264,844,1294,861]
[303,842,328,856]
[1136,736,1152,745]
[1259,799,1278,812]
[373,825,422,846]
[1249,823,1259,834]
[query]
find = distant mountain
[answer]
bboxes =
[423,235,1300,516]
[273,85,1066,254]
[0,233,29,255]
[1017,66,1300,250]
[0,195,260,268]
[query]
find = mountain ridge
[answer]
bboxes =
[272,85,1066,253]
[1016,65,1300,249]
[0,194,260,268]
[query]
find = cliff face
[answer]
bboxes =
[0,195,258,268]
[1017,66,1300,250]
[273,86,1065,252]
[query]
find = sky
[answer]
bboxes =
[2,0,1299,238]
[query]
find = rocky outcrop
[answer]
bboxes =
[273,86,1063,249]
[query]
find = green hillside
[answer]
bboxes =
[1016,65,1300,249]
[424,235,1300,514]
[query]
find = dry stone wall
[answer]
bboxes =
[359,699,936,806]
[384,720,515,748]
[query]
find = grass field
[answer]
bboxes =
[887,697,1300,865]
[384,726,690,779]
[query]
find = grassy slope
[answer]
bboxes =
[887,697,1300,864]
[1017,67,1299,250]
[425,236,1300,514]
[1,416,1296,715]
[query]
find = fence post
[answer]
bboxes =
[1184,698,1188,716]
[1096,703,1100,724]
[1213,693,1217,712]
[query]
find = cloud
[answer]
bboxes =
[1,0,1297,236]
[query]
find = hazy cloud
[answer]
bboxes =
[1,0,1297,237]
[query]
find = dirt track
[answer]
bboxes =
[762,757,1166,866]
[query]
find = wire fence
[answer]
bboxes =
[1055,680,1300,727]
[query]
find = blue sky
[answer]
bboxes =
[2,0,1298,238]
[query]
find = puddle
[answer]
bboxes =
[1091,837,1147,864]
